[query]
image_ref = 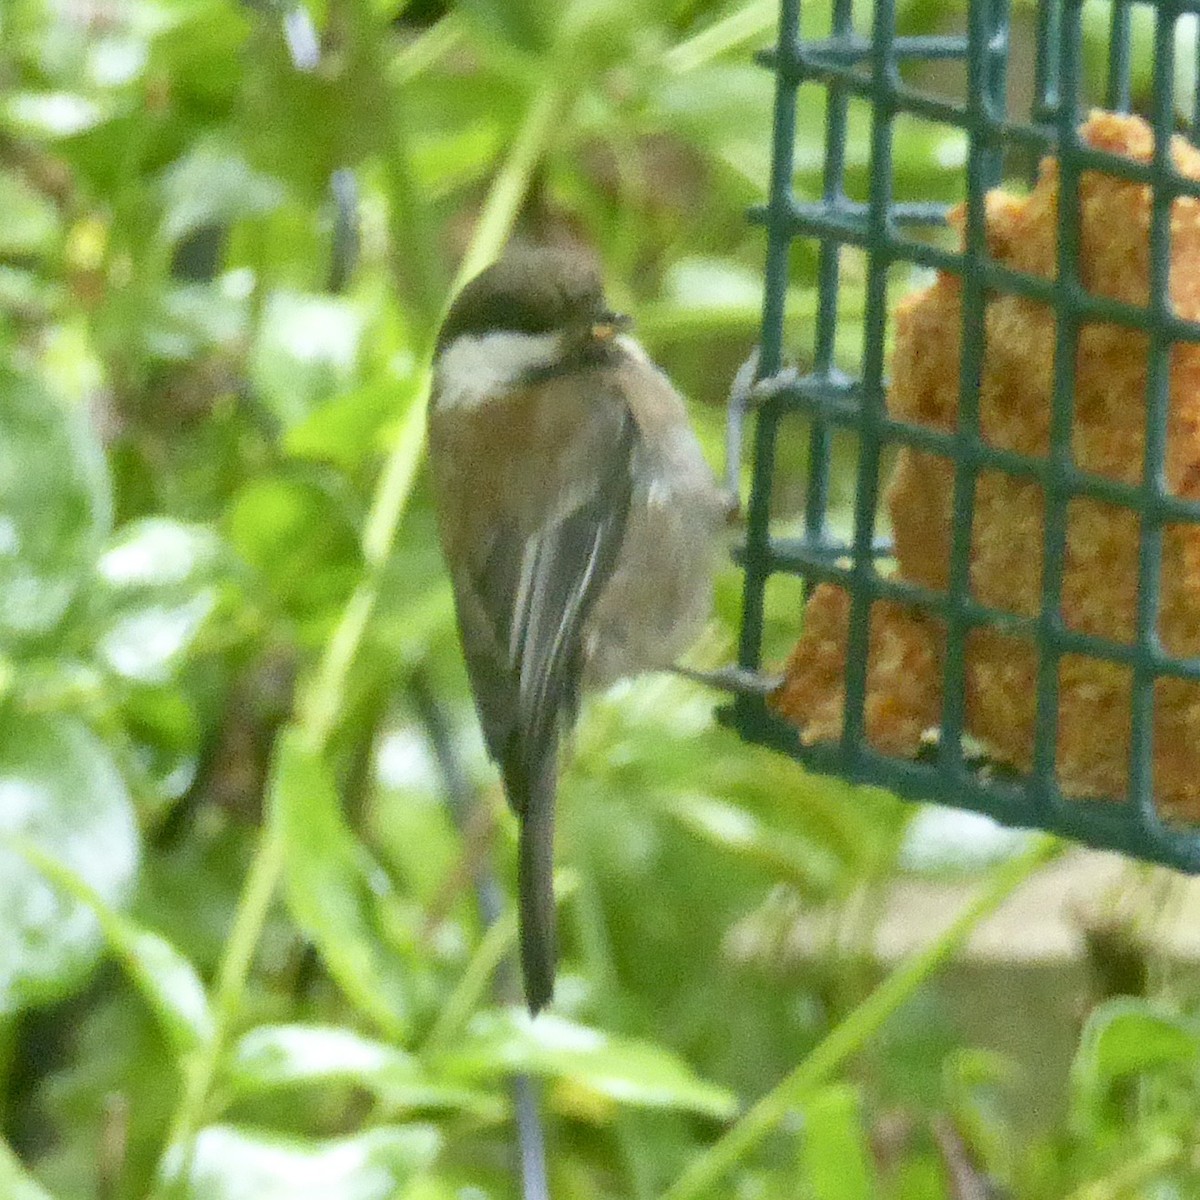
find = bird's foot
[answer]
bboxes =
[725,348,799,514]
[672,664,785,697]
[730,348,800,409]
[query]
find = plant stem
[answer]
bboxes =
[661,836,1060,1200]
[392,13,462,85]
[663,0,779,74]
[0,1016,12,1132]
[423,912,519,1056]
[148,830,285,1199]
[1064,1137,1185,1200]
[385,95,445,337]
[305,71,566,754]
[452,79,563,292]
[148,70,565,1194]
[409,672,551,1200]
[362,388,431,568]
[569,829,655,1200]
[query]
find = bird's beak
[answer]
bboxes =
[591,310,632,341]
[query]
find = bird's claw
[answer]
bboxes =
[672,664,785,697]
[725,347,799,509]
[731,348,800,408]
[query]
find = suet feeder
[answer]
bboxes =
[732,0,1200,869]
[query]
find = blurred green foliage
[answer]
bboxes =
[1,0,1198,1198]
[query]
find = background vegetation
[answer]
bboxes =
[2,0,1200,1197]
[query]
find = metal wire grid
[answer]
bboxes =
[731,0,1200,869]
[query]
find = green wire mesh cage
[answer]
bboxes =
[731,0,1200,869]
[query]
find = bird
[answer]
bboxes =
[427,245,729,1013]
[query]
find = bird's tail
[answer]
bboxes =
[502,745,558,1014]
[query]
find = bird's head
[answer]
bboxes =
[433,246,630,410]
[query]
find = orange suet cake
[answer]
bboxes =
[771,111,1200,819]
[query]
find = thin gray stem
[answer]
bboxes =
[410,674,551,1200]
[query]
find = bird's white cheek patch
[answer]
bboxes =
[615,334,653,366]
[435,331,563,410]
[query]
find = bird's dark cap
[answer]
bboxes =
[436,245,609,352]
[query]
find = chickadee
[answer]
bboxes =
[428,246,728,1013]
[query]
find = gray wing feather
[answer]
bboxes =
[466,407,637,795]
[448,398,636,1012]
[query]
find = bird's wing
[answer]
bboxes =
[466,403,638,795]
[430,379,638,1012]
[429,373,639,788]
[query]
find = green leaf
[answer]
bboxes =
[0,1138,55,1200]
[250,292,366,427]
[95,592,217,684]
[655,63,772,165]
[225,1023,496,1116]
[162,1124,441,1200]
[1072,998,1197,1128]
[159,140,286,245]
[0,172,58,256]
[228,1024,408,1093]
[116,682,203,807]
[0,266,62,320]
[456,0,561,54]
[225,474,361,640]
[284,376,414,474]
[148,279,250,361]
[943,1048,1016,1183]
[96,518,223,589]
[369,725,460,909]
[664,794,840,897]
[13,838,213,1056]
[88,518,233,685]
[0,711,139,1015]
[409,121,504,198]
[662,256,764,310]
[3,92,112,138]
[440,1009,737,1118]
[268,729,414,1039]
[799,1084,876,1200]
[0,368,112,646]
[113,925,214,1054]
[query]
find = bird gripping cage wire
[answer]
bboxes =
[731,0,1200,870]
